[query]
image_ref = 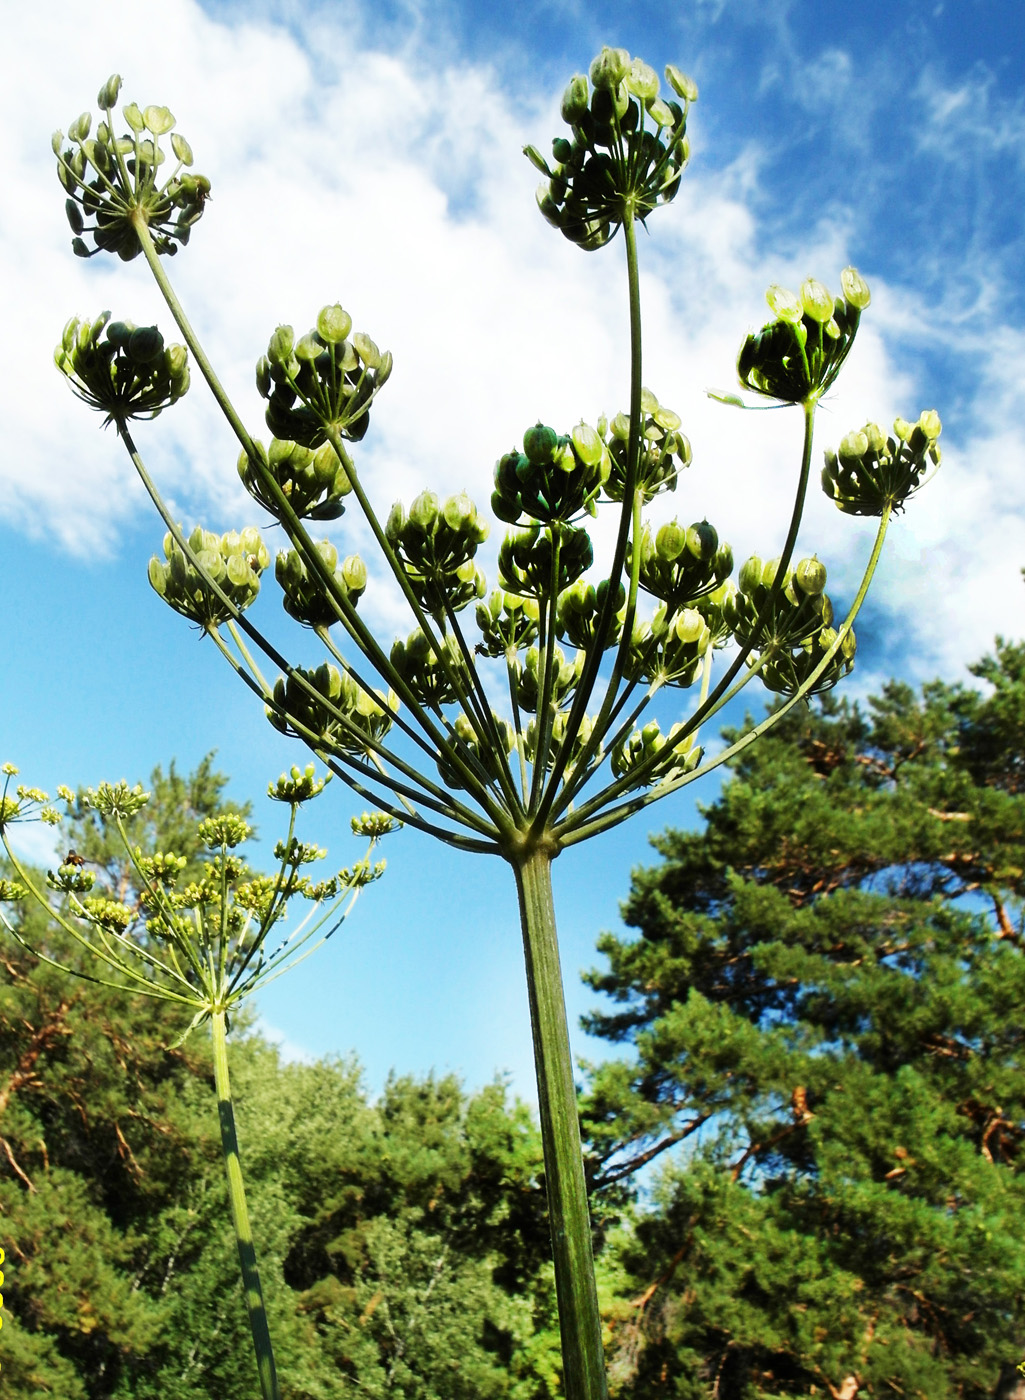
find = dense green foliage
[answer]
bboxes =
[583,640,1025,1398]
[3,639,1024,1398]
[0,761,559,1398]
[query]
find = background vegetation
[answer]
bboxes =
[1,637,1022,1398]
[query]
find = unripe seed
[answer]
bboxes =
[656,520,686,561]
[840,265,871,309]
[738,555,763,595]
[523,423,558,465]
[801,279,834,323]
[561,74,589,124]
[795,556,827,595]
[664,64,698,102]
[317,304,352,344]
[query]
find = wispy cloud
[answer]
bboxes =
[2,0,1022,697]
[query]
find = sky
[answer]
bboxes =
[1,0,1023,1102]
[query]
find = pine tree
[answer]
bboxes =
[582,640,1025,1399]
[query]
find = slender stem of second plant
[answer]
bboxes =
[210,1009,282,1400]
[514,845,608,1400]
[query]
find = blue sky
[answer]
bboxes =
[2,0,1023,1100]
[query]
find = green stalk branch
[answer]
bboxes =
[513,846,607,1400]
[210,1010,282,1400]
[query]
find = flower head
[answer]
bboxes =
[525,49,697,250]
[55,76,210,261]
[56,314,189,426]
[736,269,870,405]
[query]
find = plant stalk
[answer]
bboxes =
[210,1009,281,1400]
[513,845,607,1400]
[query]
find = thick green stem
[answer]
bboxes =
[210,1010,281,1400]
[513,846,607,1400]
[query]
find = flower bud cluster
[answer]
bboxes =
[626,605,710,687]
[601,390,691,502]
[55,76,210,260]
[136,851,188,886]
[276,542,367,628]
[513,645,584,713]
[351,812,400,838]
[48,863,96,894]
[197,814,253,850]
[497,526,593,599]
[386,491,490,618]
[525,711,601,781]
[256,307,392,449]
[268,664,398,756]
[556,578,625,651]
[81,896,133,933]
[737,268,870,405]
[0,771,54,830]
[238,437,353,522]
[525,49,696,250]
[269,764,331,804]
[149,527,269,628]
[727,554,833,655]
[611,720,702,790]
[437,713,516,792]
[492,423,610,526]
[56,314,189,426]
[82,780,150,820]
[758,624,857,697]
[726,555,855,694]
[631,518,733,609]
[474,592,540,658]
[389,630,469,709]
[822,411,942,517]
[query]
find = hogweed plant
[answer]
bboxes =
[0,764,392,1400]
[47,49,941,1400]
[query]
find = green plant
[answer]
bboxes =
[0,764,392,1400]
[48,48,940,1398]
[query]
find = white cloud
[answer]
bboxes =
[254,1014,318,1065]
[2,0,1022,702]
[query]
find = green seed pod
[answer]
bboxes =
[561,74,590,124]
[590,46,631,92]
[766,284,803,323]
[664,65,698,102]
[122,102,145,133]
[267,325,295,368]
[795,556,827,596]
[738,555,763,596]
[171,133,193,166]
[317,304,352,343]
[627,58,659,101]
[523,422,558,465]
[97,75,122,109]
[840,265,871,310]
[686,520,718,562]
[674,608,705,643]
[839,429,870,463]
[801,278,834,323]
[143,105,175,136]
[295,331,323,362]
[656,521,686,562]
[570,421,603,466]
[409,490,439,531]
